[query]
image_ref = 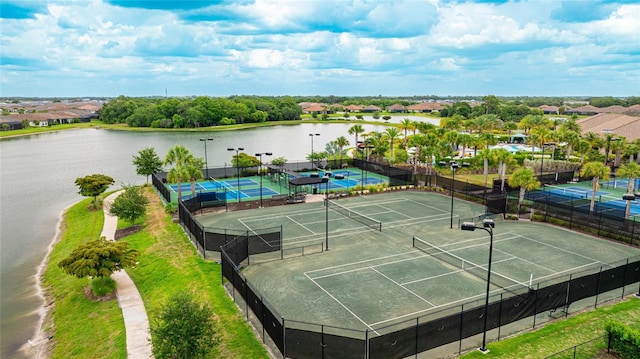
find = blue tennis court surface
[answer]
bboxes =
[545,186,608,198]
[597,198,640,215]
[601,178,640,190]
[169,183,208,192]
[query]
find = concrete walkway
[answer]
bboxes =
[102,191,154,359]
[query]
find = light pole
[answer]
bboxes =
[539,142,555,184]
[357,141,374,196]
[199,138,213,180]
[227,147,244,203]
[323,176,330,251]
[309,133,320,170]
[450,162,459,229]
[255,152,272,208]
[461,219,496,353]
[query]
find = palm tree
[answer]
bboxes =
[616,162,640,219]
[416,122,436,134]
[185,158,205,196]
[333,136,349,166]
[560,118,581,134]
[560,130,580,160]
[575,139,591,164]
[478,148,492,194]
[491,148,514,192]
[165,145,198,202]
[399,118,413,146]
[509,167,541,214]
[503,121,518,136]
[580,161,611,214]
[457,133,474,159]
[348,124,365,150]
[385,127,401,159]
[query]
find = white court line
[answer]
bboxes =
[237,218,275,248]
[516,234,612,267]
[491,246,560,275]
[534,261,602,282]
[370,267,436,307]
[306,251,416,275]
[286,215,316,235]
[406,198,451,214]
[370,204,414,219]
[400,256,517,286]
[304,273,380,335]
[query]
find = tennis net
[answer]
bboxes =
[327,200,382,231]
[412,236,531,296]
[544,185,588,199]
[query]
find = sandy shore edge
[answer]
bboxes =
[21,202,76,358]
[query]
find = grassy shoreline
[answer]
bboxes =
[0,117,405,139]
[41,189,268,358]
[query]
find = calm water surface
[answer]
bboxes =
[0,123,390,358]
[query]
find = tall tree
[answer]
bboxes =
[616,162,640,220]
[132,147,163,184]
[151,292,217,359]
[164,145,198,202]
[580,161,611,214]
[109,184,149,225]
[384,127,401,159]
[333,136,349,166]
[509,167,541,215]
[491,148,514,192]
[478,148,492,194]
[348,124,365,149]
[399,118,414,146]
[75,174,115,208]
[58,237,139,296]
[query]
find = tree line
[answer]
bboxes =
[98,95,304,128]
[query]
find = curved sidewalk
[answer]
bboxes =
[102,191,154,359]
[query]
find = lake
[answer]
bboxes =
[0,121,399,358]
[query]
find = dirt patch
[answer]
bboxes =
[114,225,142,240]
[83,286,117,302]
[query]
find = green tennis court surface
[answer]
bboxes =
[199,191,640,332]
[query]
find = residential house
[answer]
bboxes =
[387,103,406,113]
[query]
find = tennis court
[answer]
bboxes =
[201,192,640,332]
[294,168,387,192]
[540,182,640,217]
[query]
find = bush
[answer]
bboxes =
[151,292,218,359]
[219,117,236,125]
[90,277,116,297]
[605,322,640,359]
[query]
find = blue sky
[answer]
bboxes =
[1,0,639,97]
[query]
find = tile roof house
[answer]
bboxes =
[345,104,363,112]
[565,105,600,115]
[361,105,382,113]
[539,105,559,114]
[406,102,442,112]
[387,104,406,113]
[577,113,640,142]
[302,104,326,114]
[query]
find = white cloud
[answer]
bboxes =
[0,0,637,96]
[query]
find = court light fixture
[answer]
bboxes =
[227,147,244,203]
[199,138,213,180]
[255,152,272,208]
[460,218,496,353]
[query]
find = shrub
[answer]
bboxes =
[605,322,640,359]
[151,292,218,359]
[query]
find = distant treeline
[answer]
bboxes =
[96,95,640,129]
[98,96,304,128]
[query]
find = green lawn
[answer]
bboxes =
[122,187,268,358]
[43,197,127,359]
[44,190,267,358]
[460,298,640,358]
